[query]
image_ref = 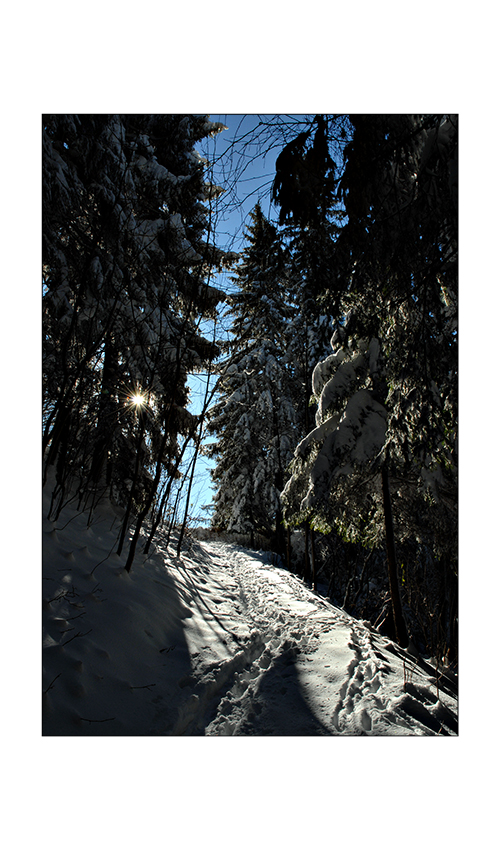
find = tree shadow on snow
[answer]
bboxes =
[172,557,247,650]
[42,507,196,736]
[238,643,335,736]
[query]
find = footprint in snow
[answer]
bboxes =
[360,709,372,732]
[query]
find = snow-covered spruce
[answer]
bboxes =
[43,114,234,532]
[207,204,301,546]
[207,203,333,549]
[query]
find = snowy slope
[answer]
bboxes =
[42,484,457,736]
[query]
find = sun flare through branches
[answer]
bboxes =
[124,386,147,411]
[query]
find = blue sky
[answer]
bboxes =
[203,114,314,251]
[184,115,319,525]
[185,115,294,524]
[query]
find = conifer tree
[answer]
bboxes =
[207,205,299,549]
[43,115,235,553]
[278,114,457,648]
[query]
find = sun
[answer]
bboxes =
[130,393,146,407]
[123,384,148,411]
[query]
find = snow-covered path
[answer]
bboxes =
[164,542,457,736]
[171,542,355,735]
[42,488,457,736]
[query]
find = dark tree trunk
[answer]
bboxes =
[381,465,408,647]
[176,430,203,557]
[144,472,175,553]
[441,554,458,665]
[166,480,184,546]
[116,417,145,556]
[304,523,311,583]
[44,399,72,477]
[124,410,174,572]
[90,336,118,486]
[274,504,286,559]
[310,527,317,592]
[249,489,255,549]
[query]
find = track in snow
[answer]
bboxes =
[170,541,457,736]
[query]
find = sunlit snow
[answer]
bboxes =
[43,477,457,737]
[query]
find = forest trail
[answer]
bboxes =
[42,485,457,737]
[169,540,457,736]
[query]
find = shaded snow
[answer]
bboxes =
[42,484,457,737]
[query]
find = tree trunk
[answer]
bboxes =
[304,523,311,583]
[90,335,118,486]
[249,491,255,549]
[381,465,408,647]
[310,527,317,592]
[44,398,72,477]
[116,416,145,556]
[176,430,203,557]
[166,480,184,546]
[274,506,285,558]
[124,411,174,571]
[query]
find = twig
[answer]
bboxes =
[53,507,88,531]
[61,628,92,646]
[48,583,79,602]
[130,683,156,690]
[66,610,86,621]
[79,716,115,723]
[90,543,119,577]
[46,591,69,604]
[403,656,418,692]
[43,672,61,694]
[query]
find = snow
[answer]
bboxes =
[337,389,387,463]
[316,358,358,420]
[43,481,457,738]
[297,390,387,508]
[312,350,346,396]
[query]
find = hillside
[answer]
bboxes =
[42,482,457,736]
